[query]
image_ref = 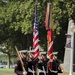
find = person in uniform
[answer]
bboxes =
[37,52,49,75]
[27,51,39,75]
[14,52,28,75]
[51,52,61,75]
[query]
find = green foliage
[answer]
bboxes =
[52,0,75,60]
[0,0,75,62]
[0,54,7,62]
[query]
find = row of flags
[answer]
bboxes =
[33,2,53,70]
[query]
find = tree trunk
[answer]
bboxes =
[6,54,10,68]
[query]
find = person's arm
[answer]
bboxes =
[58,64,64,73]
[14,60,20,74]
[56,59,64,73]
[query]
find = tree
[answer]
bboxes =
[0,0,35,68]
[0,0,75,64]
[52,0,75,61]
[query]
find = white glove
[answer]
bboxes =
[61,70,64,72]
[23,71,27,75]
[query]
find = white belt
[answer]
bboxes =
[28,68,35,73]
[52,70,58,73]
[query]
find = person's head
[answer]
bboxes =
[20,52,27,59]
[40,54,46,60]
[29,52,34,59]
[40,52,47,60]
[53,52,58,60]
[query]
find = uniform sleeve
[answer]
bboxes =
[14,60,18,72]
[32,58,39,65]
[56,59,60,66]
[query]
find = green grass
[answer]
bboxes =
[0,68,14,72]
[0,68,75,75]
[0,68,15,75]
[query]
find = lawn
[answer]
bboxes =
[0,68,16,75]
[0,68,75,75]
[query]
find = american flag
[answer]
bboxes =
[33,4,39,58]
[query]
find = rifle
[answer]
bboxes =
[15,46,27,75]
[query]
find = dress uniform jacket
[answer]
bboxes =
[37,58,49,75]
[28,58,39,75]
[14,58,28,75]
[51,59,60,75]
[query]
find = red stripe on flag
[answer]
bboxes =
[47,29,53,56]
[47,29,53,70]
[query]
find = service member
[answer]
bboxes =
[51,53,60,75]
[27,52,39,75]
[14,53,28,75]
[37,52,49,75]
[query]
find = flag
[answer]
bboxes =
[47,29,53,58]
[47,29,53,72]
[45,3,53,30]
[33,3,39,58]
[47,30,53,71]
[65,35,71,48]
[45,3,53,70]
